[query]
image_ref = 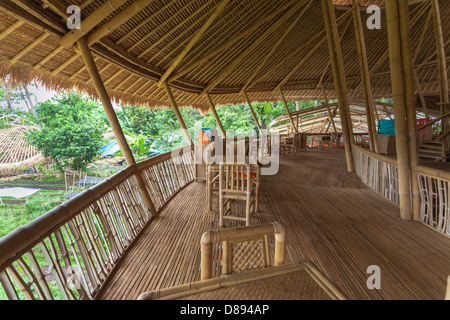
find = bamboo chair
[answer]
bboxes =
[218,163,260,228]
[200,222,286,280]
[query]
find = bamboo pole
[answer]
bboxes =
[385,0,412,221]
[352,0,379,153]
[279,88,298,133]
[77,37,158,218]
[243,91,262,133]
[157,0,231,87]
[163,81,193,146]
[320,86,337,133]
[321,0,354,172]
[205,93,226,138]
[399,0,421,221]
[431,0,449,162]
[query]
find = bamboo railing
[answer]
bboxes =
[0,146,195,300]
[352,144,399,206]
[416,165,450,236]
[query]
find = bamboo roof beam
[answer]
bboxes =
[33,46,64,70]
[239,0,313,95]
[0,20,23,42]
[243,92,262,132]
[205,93,226,138]
[10,32,48,64]
[136,0,215,59]
[163,81,193,145]
[156,0,231,87]
[279,88,298,133]
[60,0,129,48]
[167,0,296,84]
[116,0,180,46]
[87,0,156,46]
[200,0,309,96]
[51,52,81,76]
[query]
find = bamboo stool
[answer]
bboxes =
[218,163,260,227]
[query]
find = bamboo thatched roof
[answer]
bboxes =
[0,0,448,112]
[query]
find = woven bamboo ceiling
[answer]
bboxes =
[0,0,448,111]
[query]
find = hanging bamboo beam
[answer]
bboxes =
[163,81,193,145]
[157,0,230,87]
[279,88,298,133]
[385,0,412,221]
[61,0,129,48]
[243,91,262,133]
[399,0,420,221]
[351,0,379,153]
[77,37,157,218]
[205,93,226,138]
[322,0,354,172]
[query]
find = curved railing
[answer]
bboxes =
[0,146,194,300]
[416,165,450,236]
[352,144,399,206]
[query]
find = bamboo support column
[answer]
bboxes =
[321,0,354,172]
[321,85,337,133]
[77,37,157,217]
[431,0,449,161]
[399,0,420,221]
[205,93,226,138]
[352,0,379,153]
[385,0,412,220]
[163,81,193,146]
[279,88,299,133]
[243,92,262,133]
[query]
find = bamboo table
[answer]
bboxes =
[137,261,348,300]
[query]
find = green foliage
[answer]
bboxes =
[25,92,106,172]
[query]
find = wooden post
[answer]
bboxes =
[399,0,420,221]
[431,0,449,161]
[205,93,226,138]
[243,91,262,133]
[385,0,412,220]
[77,37,157,217]
[163,81,193,146]
[321,0,354,172]
[352,0,379,153]
[279,88,298,133]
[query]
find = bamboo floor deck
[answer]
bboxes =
[97,150,450,300]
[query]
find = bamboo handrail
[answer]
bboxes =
[0,145,196,300]
[352,143,397,166]
[417,113,450,131]
[415,165,450,181]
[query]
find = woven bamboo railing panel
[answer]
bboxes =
[0,172,150,300]
[417,170,450,236]
[0,146,195,300]
[138,147,195,211]
[353,145,399,206]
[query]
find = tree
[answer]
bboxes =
[25,92,106,172]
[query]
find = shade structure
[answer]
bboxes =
[0,0,447,112]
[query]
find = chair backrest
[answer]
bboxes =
[200,222,286,280]
[218,163,257,193]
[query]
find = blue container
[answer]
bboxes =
[377,120,395,135]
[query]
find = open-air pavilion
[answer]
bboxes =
[0,0,449,300]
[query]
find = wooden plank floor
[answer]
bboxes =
[97,150,450,300]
